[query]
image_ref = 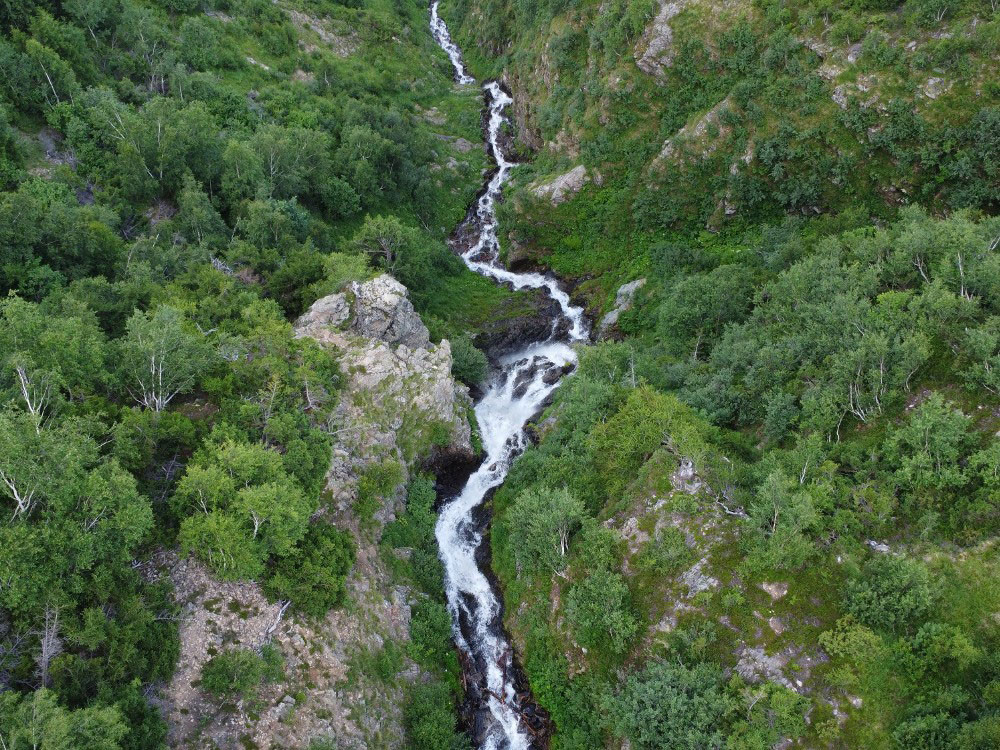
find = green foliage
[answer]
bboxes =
[355,459,404,524]
[636,525,693,575]
[589,385,710,502]
[404,681,469,750]
[382,476,467,748]
[449,333,488,386]
[201,646,283,702]
[266,522,355,617]
[408,598,455,669]
[565,568,639,658]
[117,305,215,412]
[0,689,127,750]
[605,661,729,749]
[175,437,315,578]
[0,0,485,739]
[884,394,973,496]
[844,555,933,633]
[507,486,585,574]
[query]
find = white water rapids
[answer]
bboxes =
[430,5,588,749]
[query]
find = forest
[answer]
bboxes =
[0,0,491,746]
[438,0,1000,746]
[0,0,999,747]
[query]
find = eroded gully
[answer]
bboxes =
[430,4,589,749]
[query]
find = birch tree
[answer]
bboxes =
[119,306,213,412]
[508,486,585,574]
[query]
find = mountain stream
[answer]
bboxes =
[430,5,589,748]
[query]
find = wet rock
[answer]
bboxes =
[474,289,568,360]
[542,365,564,385]
[511,357,539,398]
[598,278,646,339]
[529,164,590,205]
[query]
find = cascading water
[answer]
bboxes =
[430,4,588,749]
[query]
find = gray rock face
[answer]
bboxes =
[295,274,430,350]
[166,277,473,749]
[350,274,431,349]
[598,278,646,338]
[634,0,689,75]
[295,273,473,469]
[294,292,350,336]
[922,76,951,99]
[530,164,590,205]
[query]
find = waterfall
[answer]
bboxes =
[430,4,588,748]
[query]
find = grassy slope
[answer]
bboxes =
[428,0,1000,747]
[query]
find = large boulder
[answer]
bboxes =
[294,274,430,350]
[598,278,646,339]
[529,164,590,205]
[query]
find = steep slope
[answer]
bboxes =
[442,0,1000,304]
[431,1,1000,749]
[162,275,474,749]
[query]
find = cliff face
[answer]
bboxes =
[163,275,473,749]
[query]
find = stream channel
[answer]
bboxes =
[430,4,589,749]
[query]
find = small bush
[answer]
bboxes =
[404,680,469,750]
[450,334,488,386]
[844,555,932,633]
[637,526,693,575]
[201,646,283,701]
[565,569,639,657]
[266,523,356,617]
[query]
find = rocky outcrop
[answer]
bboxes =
[529,164,590,205]
[921,76,952,99]
[351,274,431,349]
[163,275,473,749]
[296,273,473,467]
[634,0,690,76]
[597,278,646,339]
[650,97,733,171]
[295,274,431,351]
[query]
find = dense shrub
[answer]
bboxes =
[201,646,283,701]
[844,556,933,633]
[266,522,356,617]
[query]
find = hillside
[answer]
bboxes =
[436,0,1000,747]
[0,0,501,747]
[1,0,1000,748]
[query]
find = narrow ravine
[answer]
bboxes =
[430,5,589,749]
